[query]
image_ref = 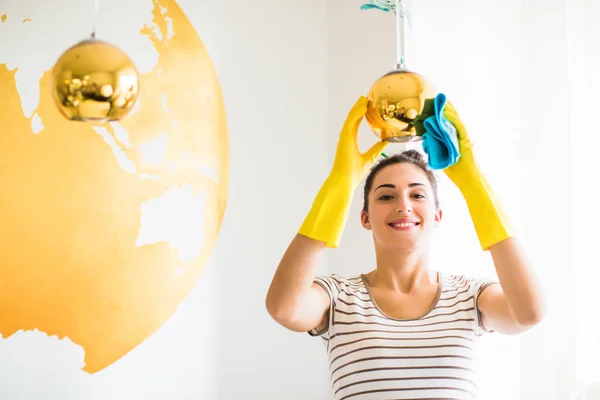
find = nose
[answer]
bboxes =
[396,196,412,213]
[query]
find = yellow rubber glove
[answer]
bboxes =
[442,101,513,251]
[298,96,389,248]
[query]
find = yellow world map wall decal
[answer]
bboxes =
[0,0,228,373]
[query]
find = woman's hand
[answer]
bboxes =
[298,96,388,248]
[442,101,483,187]
[330,96,389,185]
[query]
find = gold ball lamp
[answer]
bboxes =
[51,39,140,122]
[365,69,436,142]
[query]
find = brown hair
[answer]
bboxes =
[362,150,439,213]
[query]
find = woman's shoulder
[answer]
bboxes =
[315,273,367,295]
[440,272,497,294]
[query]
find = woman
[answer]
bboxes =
[265,95,545,399]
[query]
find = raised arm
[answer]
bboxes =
[265,96,388,333]
[441,96,546,334]
[480,238,545,334]
[266,235,330,332]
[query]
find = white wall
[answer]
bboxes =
[568,0,600,391]
[212,1,332,399]
[518,1,576,398]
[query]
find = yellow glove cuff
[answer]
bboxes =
[457,174,513,250]
[298,174,354,248]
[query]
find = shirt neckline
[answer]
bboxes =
[360,271,443,321]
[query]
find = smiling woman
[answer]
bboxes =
[359,151,441,255]
[265,96,546,400]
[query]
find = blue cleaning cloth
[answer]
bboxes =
[422,93,460,170]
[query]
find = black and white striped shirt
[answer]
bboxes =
[309,272,495,400]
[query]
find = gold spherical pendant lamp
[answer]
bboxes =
[50,1,140,123]
[51,39,140,122]
[362,0,437,143]
[365,69,436,142]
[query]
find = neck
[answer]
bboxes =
[367,244,436,293]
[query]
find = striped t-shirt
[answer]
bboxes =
[308,272,496,400]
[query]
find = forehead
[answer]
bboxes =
[371,163,431,189]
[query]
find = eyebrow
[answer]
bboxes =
[374,183,426,191]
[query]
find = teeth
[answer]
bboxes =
[391,222,417,227]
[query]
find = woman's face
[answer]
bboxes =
[361,162,442,251]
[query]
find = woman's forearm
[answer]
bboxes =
[489,237,546,326]
[265,234,327,327]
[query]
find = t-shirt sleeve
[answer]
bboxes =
[469,277,499,337]
[307,274,342,339]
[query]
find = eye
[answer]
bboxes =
[378,194,393,201]
[411,193,426,199]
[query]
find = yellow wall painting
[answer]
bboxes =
[0,0,228,373]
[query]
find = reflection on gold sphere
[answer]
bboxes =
[365,69,436,142]
[51,39,140,122]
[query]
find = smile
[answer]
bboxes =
[388,220,421,229]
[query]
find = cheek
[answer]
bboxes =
[416,202,438,220]
[366,204,390,225]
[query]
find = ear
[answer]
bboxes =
[433,208,443,227]
[360,210,372,230]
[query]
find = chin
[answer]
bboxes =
[375,237,420,252]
